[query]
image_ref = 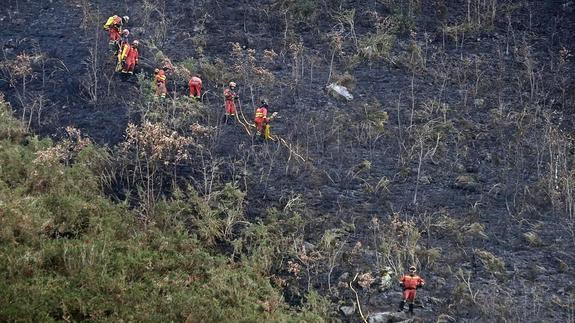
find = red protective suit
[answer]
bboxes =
[254,105,268,134]
[223,87,237,116]
[109,28,121,42]
[123,46,140,74]
[104,15,122,43]
[400,274,425,302]
[189,76,202,98]
[155,69,167,98]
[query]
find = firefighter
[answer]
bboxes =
[116,40,130,72]
[398,266,425,314]
[120,40,139,74]
[154,68,167,99]
[119,29,130,48]
[223,82,238,117]
[254,99,273,139]
[103,15,129,53]
[189,75,202,99]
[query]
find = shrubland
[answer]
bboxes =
[0,97,330,321]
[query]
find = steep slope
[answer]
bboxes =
[1,0,574,322]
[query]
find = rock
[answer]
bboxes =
[327,83,353,101]
[340,305,355,316]
[338,272,350,281]
[368,311,409,323]
[454,175,481,191]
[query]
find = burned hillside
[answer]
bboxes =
[1,0,574,322]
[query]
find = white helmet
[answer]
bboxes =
[122,29,130,35]
[122,16,130,23]
[229,81,236,88]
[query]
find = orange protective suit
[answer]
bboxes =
[400,274,425,302]
[189,76,202,98]
[120,44,139,74]
[254,105,268,134]
[223,87,237,116]
[104,15,122,43]
[155,69,167,98]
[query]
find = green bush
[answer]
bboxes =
[0,96,330,322]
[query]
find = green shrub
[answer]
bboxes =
[0,96,330,322]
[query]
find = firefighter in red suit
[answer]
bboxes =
[120,40,139,74]
[154,69,167,99]
[398,266,425,314]
[103,15,129,52]
[189,75,203,99]
[223,82,238,117]
[254,100,269,138]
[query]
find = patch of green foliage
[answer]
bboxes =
[0,97,330,322]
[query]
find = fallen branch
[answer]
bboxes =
[236,97,253,126]
[235,113,253,136]
[273,135,306,162]
[350,273,368,323]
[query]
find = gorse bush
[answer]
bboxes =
[0,96,330,322]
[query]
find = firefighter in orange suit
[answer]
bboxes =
[154,68,167,99]
[189,75,203,99]
[254,100,269,139]
[398,266,425,314]
[223,82,238,116]
[104,15,129,52]
[120,40,139,74]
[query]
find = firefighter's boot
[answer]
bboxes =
[408,303,414,314]
[398,301,405,312]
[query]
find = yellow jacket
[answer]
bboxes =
[120,43,130,60]
[103,15,121,31]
